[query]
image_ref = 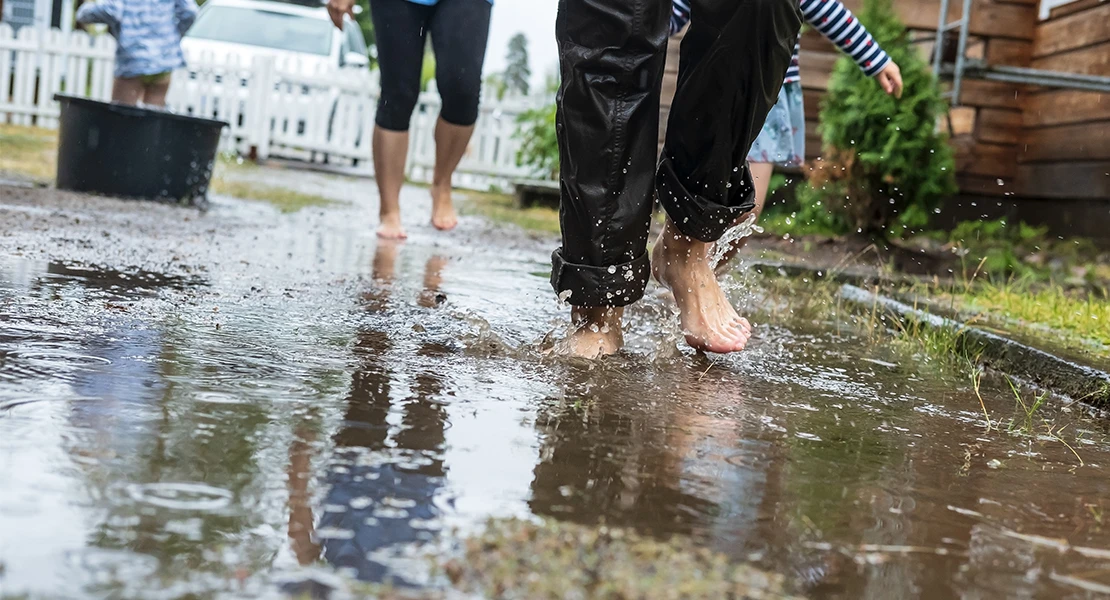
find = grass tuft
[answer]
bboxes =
[457,190,561,235]
[0,124,58,183]
[209,177,336,213]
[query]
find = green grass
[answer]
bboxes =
[209,177,336,213]
[760,210,848,238]
[457,190,561,235]
[0,124,58,183]
[925,281,1110,362]
[962,284,1110,347]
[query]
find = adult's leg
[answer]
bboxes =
[369,0,431,239]
[428,0,492,231]
[652,0,800,353]
[551,0,671,357]
[111,77,144,105]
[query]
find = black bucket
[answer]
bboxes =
[54,94,228,205]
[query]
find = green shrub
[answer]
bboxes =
[514,103,558,180]
[803,0,957,238]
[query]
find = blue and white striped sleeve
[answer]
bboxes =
[800,0,890,76]
[670,0,691,36]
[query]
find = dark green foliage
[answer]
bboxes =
[803,0,956,238]
[514,102,558,179]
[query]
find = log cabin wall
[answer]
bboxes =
[659,0,1108,230]
[1017,0,1110,201]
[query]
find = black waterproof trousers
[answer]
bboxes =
[550,0,802,307]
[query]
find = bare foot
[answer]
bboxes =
[431,183,458,231]
[652,219,752,353]
[377,211,407,239]
[551,307,624,359]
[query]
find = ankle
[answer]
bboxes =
[380,209,401,224]
[657,221,709,264]
[571,306,623,332]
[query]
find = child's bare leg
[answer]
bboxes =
[142,75,172,107]
[714,161,774,275]
[111,78,144,105]
[652,217,752,353]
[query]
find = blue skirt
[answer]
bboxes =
[746,82,806,167]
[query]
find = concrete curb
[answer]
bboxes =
[747,259,935,289]
[838,284,1110,408]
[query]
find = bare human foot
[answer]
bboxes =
[551,306,624,359]
[377,211,407,239]
[652,218,752,353]
[430,183,458,231]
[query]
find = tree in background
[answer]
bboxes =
[504,33,530,96]
[355,0,376,66]
[798,0,956,239]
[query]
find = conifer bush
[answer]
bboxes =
[800,0,957,238]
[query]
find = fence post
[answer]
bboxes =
[247,55,275,160]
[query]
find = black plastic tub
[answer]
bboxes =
[54,94,228,205]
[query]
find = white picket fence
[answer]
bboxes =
[0,24,552,188]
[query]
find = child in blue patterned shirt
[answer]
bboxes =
[76,0,198,107]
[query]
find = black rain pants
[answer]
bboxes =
[550,0,802,307]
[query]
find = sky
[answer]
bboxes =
[483,0,559,89]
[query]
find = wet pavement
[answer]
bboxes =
[2,169,1110,599]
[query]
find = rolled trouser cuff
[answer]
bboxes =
[656,154,757,242]
[550,248,651,308]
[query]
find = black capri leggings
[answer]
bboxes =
[370,0,492,131]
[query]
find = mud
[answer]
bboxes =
[2,169,1110,599]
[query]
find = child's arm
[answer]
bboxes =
[175,0,199,37]
[800,0,901,96]
[75,0,122,27]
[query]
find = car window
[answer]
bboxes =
[345,22,368,57]
[187,6,335,56]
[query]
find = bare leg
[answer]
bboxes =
[556,306,625,359]
[715,161,774,276]
[111,78,144,105]
[372,126,409,239]
[142,77,172,108]
[652,217,753,353]
[430,118,473,231]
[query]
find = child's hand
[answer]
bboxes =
[875,62,903,99]
[327,0,356,30]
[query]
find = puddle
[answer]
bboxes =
[2,177,1110,599]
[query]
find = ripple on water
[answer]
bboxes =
[64,547,159,581]
[124,482,233,511]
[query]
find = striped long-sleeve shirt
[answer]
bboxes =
[669,0,891,84]
[76,0,198,79]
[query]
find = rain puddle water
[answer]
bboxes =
[1,183,1110,599]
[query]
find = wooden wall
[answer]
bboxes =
[1016,0,1110,200]
[659,0,1108,203]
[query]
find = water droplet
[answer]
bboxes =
[607,265,616,274]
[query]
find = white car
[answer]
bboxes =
[183,0,370,72]
[179,0,370,153]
